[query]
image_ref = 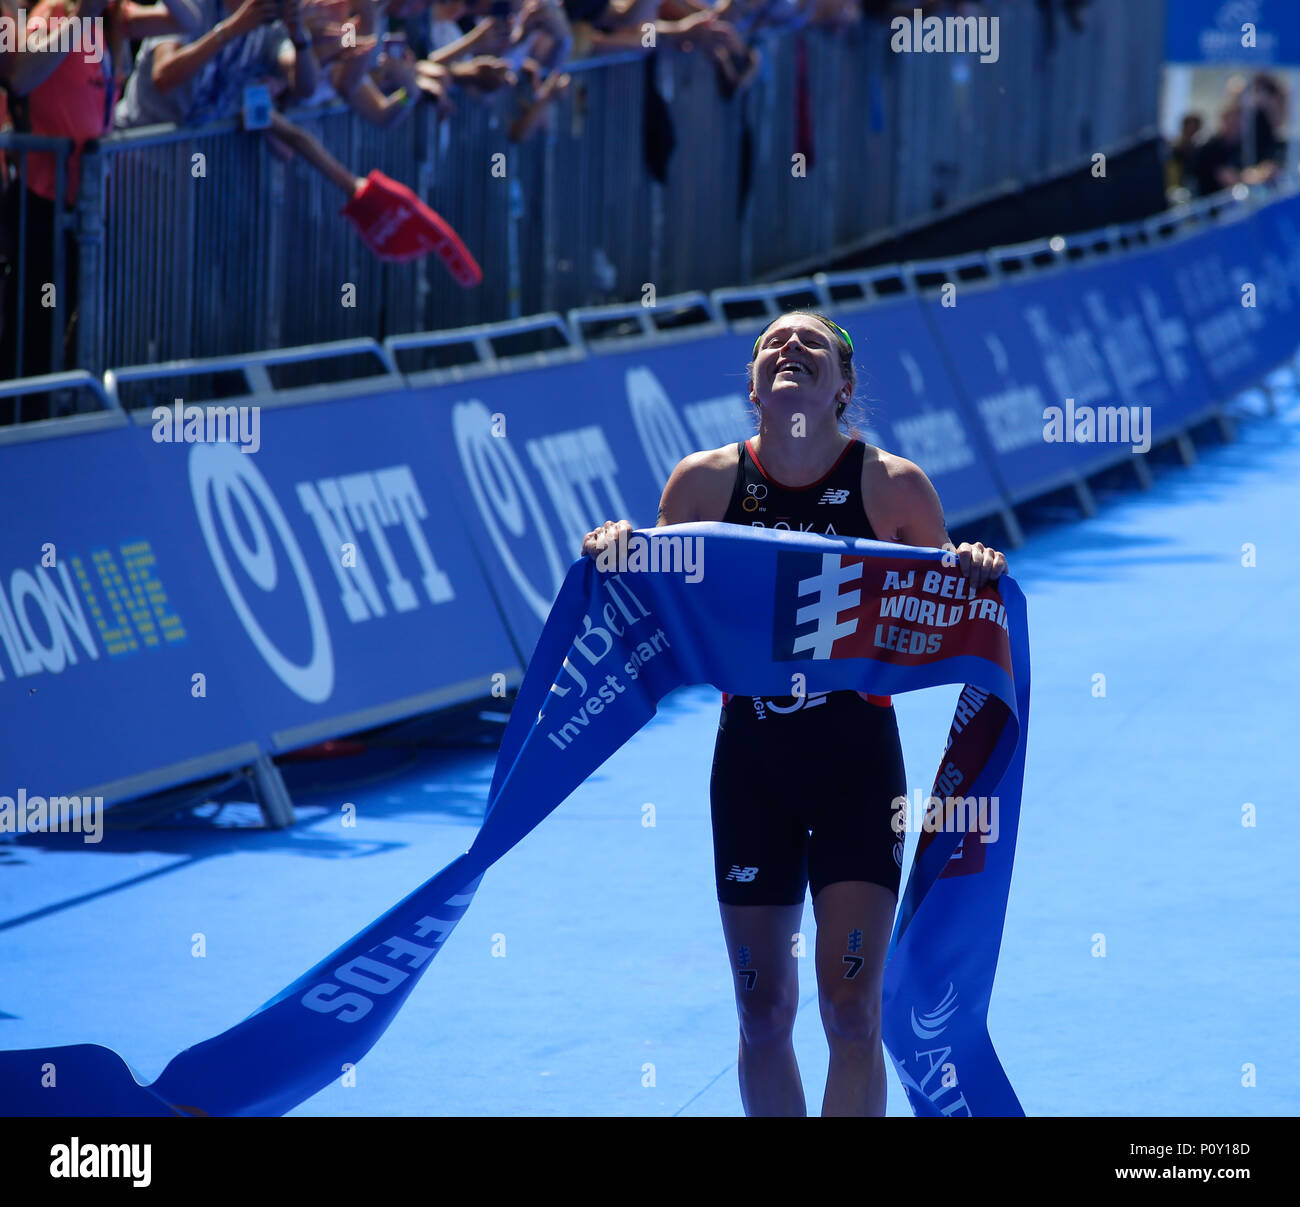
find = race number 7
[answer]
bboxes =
[842,954,864,980]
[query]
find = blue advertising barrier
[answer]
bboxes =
[0,423,269,798]
[1159,207,1294,402]
[1165,0,1300,65]
[922,275,1139,503]
[422,353,720,660]
[1247,189,1300,374]
[1064,248,1218,440]
[824,298,1006,524]
[423,319,1008,659]
[0,394,522,801]
[916,220,1258,506]
[3,191,1296,811]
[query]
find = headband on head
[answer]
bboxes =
[752,318,854,360]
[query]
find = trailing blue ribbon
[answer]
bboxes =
[0,524,1028,1116]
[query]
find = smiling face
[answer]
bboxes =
[749,312,853,419]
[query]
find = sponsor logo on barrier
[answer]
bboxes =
[893,408,978,476]
[1191,0,1285,62]
[1024,304,1112,409]
[452,400,583,623]
[1171,250,1265,382]
[190,443,333,702]
[974,334,1049,454]
[296,467,455,618]
[1083,289,1165,404]
[626,366,696,490]
[452,369,754,623]
[891,350,977,476]
[0,545,184,681]
[188,443,459,702]
[0,790,103,843]
[1138,284,1196,387]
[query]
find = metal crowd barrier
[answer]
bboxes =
[0,132,74,384]
[50,179,1294,420]
[0,0,1167,384]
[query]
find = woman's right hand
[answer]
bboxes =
[581,519,632,559]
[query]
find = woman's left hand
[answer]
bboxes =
[951,541,1008,590]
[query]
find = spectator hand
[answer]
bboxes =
[333,36,378,95]
[378,45,420,94]
[515,0,545,32]
[230,0,282,33]
[415,62,457,117]
[674,11,743,54]
[306,22,349,59]
[452,56,518,93]
[517,0,565,36]
[301,0,349,29]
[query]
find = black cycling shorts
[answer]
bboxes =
[709,690,907,906]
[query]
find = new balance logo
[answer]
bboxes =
[819,488,850,505]
[725,865,759,882]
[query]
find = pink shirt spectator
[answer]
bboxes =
[21,0,119,204]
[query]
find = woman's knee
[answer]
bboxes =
[819,987,882,1047]
[736,989,799,1047]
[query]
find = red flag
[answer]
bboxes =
[341,170,482,286]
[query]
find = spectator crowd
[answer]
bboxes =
[1166,73,1290,202]
[0,0,1206,391]
[0,0,879,381]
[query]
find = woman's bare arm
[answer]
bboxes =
[152,0,279,94]
[890,457,1007,588]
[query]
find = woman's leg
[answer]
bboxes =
[805,697,906,1116]
[718,900,806,1117]
[811,880,896,1117]
[709,697,810,1116]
